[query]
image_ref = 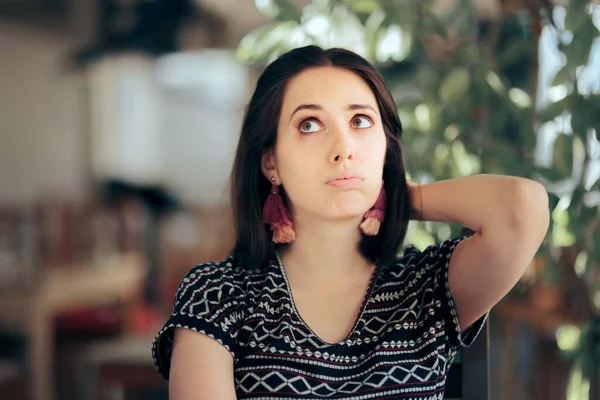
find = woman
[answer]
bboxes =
[152,45,549,399]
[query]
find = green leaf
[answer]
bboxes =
[415,64,440,96]
[442,91,472,122]
[236,23,280,63]
[375,24,412,63]
[463,44,482,66]
[364,8,386,33]
[563,20,598,67]
[536,165,565,182]
[553,133,575,177]
[566,356,591,400]
[271,0,302,22]
[421,14,448,39]
[484,70,506,96]
[564,5,590,33]
[342,0,380,14]
[236,21,299,64]
[324,4,370,57]
[551,65,574,87]
[591,225,600,267]
[497,40,531,70]
[439,66,471,103]
[254,0,279,19]
[537,96,572,123]
[377,0,412,28]
[571,103,593,139]
[488,103,511,136]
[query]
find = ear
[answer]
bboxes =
[261,149,279,183]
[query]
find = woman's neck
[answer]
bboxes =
[278,215,373,289]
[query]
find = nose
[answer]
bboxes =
[329,128,355,164]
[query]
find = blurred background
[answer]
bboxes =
[0,0,598,399]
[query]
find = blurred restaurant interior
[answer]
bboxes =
[0,0,599,399]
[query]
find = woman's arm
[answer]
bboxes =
[169,328,238,399]
[409,174,550,330]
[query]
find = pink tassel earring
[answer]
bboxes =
[360,180,386,236]
[263,177,295,243]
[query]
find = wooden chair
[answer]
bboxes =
[445,319,491,400]
[443,226,492,400]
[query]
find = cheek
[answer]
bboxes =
[362,132,387,170]
[277,147,313,181]
[275,144,318,198]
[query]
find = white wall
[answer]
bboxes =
[0,19,89,204]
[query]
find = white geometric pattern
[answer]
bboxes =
[152,237,489,399]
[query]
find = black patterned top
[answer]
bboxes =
[152,236,488,399]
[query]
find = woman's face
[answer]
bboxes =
[262,66,387,223]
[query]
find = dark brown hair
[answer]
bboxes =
[230,45,412,269]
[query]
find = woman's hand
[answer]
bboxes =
[405,179,423,220]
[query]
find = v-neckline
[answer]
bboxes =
[275,251,381,346]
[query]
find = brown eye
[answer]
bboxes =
[299,119,320,133]
[352,115,373,129]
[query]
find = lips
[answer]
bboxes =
[326,174,364,188]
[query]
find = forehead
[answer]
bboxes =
[281,67,377,111]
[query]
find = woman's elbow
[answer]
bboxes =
[510,179,550,239]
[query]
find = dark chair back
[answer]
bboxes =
[444,319,491,400]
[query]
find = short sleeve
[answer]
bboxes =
[404,236,488,353]
[151,259,245,381]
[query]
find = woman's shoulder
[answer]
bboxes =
[393,236,467,267]
[183,254,244,281]
[377,236,468,284]
[153,254,259,381]
[176,255,245,296]
[175,253,272,303]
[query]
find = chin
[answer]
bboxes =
[300,193,372,220]
[326,204,369,220]
[328,193,372,217]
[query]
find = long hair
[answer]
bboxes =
[230,45,412,268]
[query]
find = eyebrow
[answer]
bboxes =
[288,103,378,123]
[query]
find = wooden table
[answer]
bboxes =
[0,252,144,400]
